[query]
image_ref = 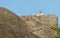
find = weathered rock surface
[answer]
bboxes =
[0,7,40,38]
[20,15,58,38]
[0,7,58,38]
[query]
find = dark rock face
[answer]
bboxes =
[0,7,27,33]
[0,23,16,38]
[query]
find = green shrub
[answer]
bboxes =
[50,26,60,38]
[51,25,58,31]
[51,33,60,38]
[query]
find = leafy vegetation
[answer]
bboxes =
[50,26,60,38]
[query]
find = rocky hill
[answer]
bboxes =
[20,15,58,38]
[0,7,58,38]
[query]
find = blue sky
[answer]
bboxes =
[0,0,60,25]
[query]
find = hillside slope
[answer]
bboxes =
[0,7,58,38]
[20,15,58,38]
[0,7,40,38]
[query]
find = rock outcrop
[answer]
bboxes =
[0,7,58,38]
[0,7,40,38]
[20,15,58,38]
